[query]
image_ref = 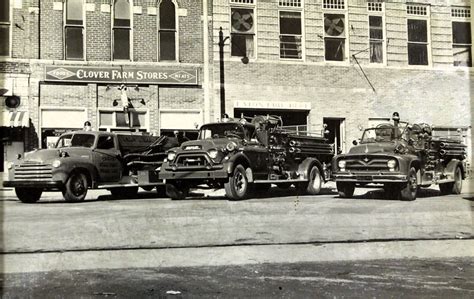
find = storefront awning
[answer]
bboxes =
[2,111,30,127]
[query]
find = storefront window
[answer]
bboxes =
[99,110,148,132]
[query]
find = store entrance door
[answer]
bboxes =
[233,109,308,127]
[323,118,345,154]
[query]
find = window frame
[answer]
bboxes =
[0,0,12,57]
[63,0,85,61]
[451,7,471,67]
[406,4,431,67]
[278,9,304,61]
[112,0,133,61]
[322,12,348,63]
[98,108,149,132]
[367,2,386,65]
[158,0,178,62]
[229,2,257,61]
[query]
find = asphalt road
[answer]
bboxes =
[1,183,473,297]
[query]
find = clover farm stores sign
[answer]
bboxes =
[45,66,199,85]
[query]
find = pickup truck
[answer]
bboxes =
[3,130,176,203]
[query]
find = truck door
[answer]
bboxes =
[93,135,122,182]
[244,125,269,179]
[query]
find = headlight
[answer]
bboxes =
[7,162,14,169]
[52,160,61,168]
[226,141,237,152]
[338,160,346,170]
[167,151,176,161]
[208,149,218,159]
[387,159,397,171]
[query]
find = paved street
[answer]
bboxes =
[1,183,473,297]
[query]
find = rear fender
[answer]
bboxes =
[446,159,465,179]
[298,158,323,181]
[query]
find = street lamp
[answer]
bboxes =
[218,27,248,118]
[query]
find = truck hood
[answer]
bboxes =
[179,138,242,152]
[349,142,397,154]
[22,148,91,163]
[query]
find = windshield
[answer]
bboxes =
[199,123,248,140]
[56,134,96,148]
[361,126,408,143]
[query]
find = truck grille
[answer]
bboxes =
[14,162,53,181]
[175,154,210,168]
[345,157,389,172]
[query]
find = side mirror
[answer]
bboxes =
[352,140,358,146]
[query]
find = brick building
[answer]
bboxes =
[0,0,473,171]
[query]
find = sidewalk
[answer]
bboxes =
[2,239,474,274]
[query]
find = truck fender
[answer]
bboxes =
[69,164,99,188]
[224,153,252,181]
[408,158,422,182]
[297,158,323,181]
[445,159,465,179]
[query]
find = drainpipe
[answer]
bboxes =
[202,0,210,124]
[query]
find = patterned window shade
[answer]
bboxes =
[452,7,470,18]
[323,0,344,10]
[407,5,428,16]
[230,0,254,4]
[279,0,301,8]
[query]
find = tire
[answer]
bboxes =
[337,182,355,198]
[224,165,250,200]
[110,187,138,198]
[298,165,322,195]
[63,172,88,202]
[166,182,189,200]
[15,187,42,203]
[440,166,463,195]
[400,167,418,201]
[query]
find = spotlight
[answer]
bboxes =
[113,99,118,106]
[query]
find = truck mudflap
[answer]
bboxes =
[333,173,408,183]
[3,180,64,189]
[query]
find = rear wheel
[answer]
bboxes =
[63,172,88,202]
[224,165,250,200]
[337,182,355,198]
[440,166,463,195]
[400,167,418,201]
[15,187,42,203]
[298,165,322,195]
[166,182,189,200]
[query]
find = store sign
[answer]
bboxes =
[45,66,199,85]
[234,100,311,110]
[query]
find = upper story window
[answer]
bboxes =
[451,7,471,67]
[406,4,430,66]
[64,0,84,60]
[159,0,177,61]
[279,10,302,59]
[113,0,131,60]
[0,0,10,56]
[323,0,345,10]
[323,14,346,61]
[368,2,385,64]
[230,5,255,59]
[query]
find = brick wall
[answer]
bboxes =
[40,0,63,60]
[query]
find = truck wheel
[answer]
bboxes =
[224,165,250,200]
[166,182,189,200]
[110,187,138,198]
[400,167,418,201]
[337,182,355,198]
[298,165,322,195]
[63,172,88,202]
[440,166,463,195]
[15,187,42,203]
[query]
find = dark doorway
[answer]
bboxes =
[323,118,345,154]
[233,109,308,127]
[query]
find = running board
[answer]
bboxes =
[253,179,307,184]
[96,182,164,189]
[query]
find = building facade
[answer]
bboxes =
[0,0,473,172]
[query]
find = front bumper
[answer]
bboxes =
[333,172,408,183]
[159,168,229,180]
[3,180,64,189]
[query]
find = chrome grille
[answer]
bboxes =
[345,157,389,171]
[175,155,209,167]
[14,162,53,181]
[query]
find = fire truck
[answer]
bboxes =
[159,115,334,200]
[332,113,468,201]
